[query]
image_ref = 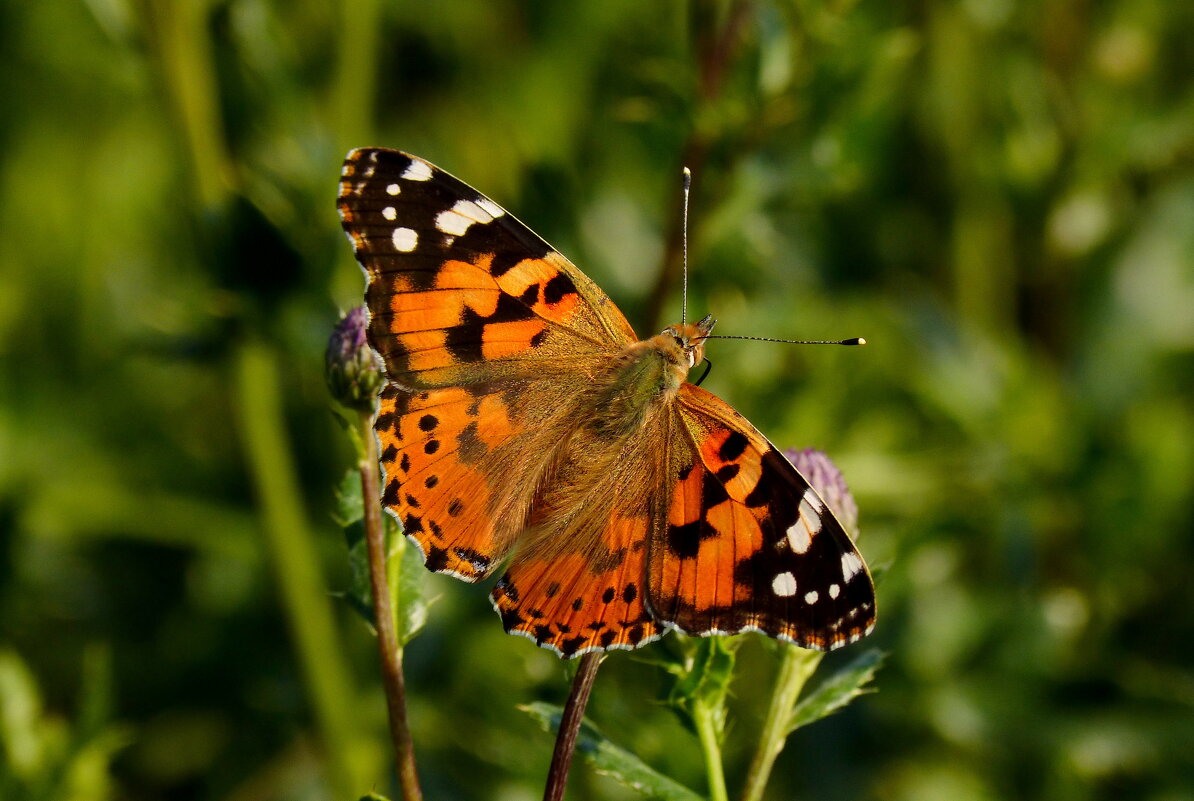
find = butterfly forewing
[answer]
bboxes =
[338,148,635,390]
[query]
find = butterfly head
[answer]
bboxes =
[661,313,717,371]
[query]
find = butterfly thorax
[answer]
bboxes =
[584,315,716,439]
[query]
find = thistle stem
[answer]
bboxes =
[693,700,729,801]
[359,411,423,801]
[740,647,823,801]
[543,653,603,801]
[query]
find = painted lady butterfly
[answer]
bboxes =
[338,149,875,658]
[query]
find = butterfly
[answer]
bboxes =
[338,148,875,658]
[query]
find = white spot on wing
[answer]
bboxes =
[841,552,863,581]
[386,183,400,195]
[785,518,812,553]
[475,197,505,218]
[772,572,797,597]
[803,488,825,513]
[402,160,433,181]
[829,583,840,599]
[436,199,496,236]
[804,591,819,605]
[391,227,418,252]
[382,206,397,220]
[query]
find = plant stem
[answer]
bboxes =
[739,647,823,801]
[693,700,729,801]
[234,340,368,798]
[543,653,603,801]
[358,412,424,801]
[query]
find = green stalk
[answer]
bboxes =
[334,0,382,152]
[693,699,729,801]
[146,0,232,209]
[235,340,369,798]
[359,412,423,800]
[739,647,823,801]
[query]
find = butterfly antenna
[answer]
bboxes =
[681,166,692,326]
[699,335,868,346]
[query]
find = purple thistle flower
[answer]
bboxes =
[784,448,859,538]
[325,306,384,412]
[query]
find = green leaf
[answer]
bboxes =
[786,648,885,734]
[387,516,429,644]
[337,469,428,642]
[357,794,392,801]
[334,469,364,528]
[339,518,374,624]
[522,702,705,801]
[662,635,738,739]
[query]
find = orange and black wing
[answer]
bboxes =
[489,511,664,658]
[646,384,875,650]
[338,148,636,390]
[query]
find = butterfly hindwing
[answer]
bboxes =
[491,512,662,658]
[646,384,875,650]
[339,148,636,389]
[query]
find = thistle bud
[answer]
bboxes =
[325,306,384,412]
[785,448,859,538]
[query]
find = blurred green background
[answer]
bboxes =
[2,1,1193,799]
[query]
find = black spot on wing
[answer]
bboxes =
[519,283,539,305]
[744,450,786,508]
[559,636,586,656]
[718,431,749,462]
[667,521,704,559]
[542,272,576,305]
[424,544,449,572]
[701,470,730,507]
[444,292,538,362]
[715,464,740,482]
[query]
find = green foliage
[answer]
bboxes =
[0,647,129,801]
[523,703,704,801]
[787,648,884,734]
[336,471,428,644]
[2,0,1192,799]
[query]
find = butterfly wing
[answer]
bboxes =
[341,148,640,582]
[646,383,875,650]
[488,424,668,657]
[339,148,636,390]
[490,512,664,658]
